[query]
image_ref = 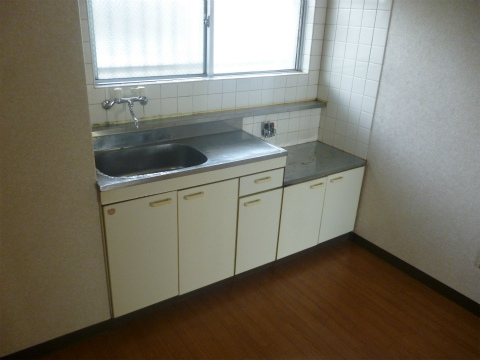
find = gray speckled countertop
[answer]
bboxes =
[283,141,366,186]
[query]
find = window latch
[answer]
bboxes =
[204,16,210,27]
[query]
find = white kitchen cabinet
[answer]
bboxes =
[103,191,178,317]
[277,177,327,259]
[178,179,239,294]
[318,167,365,243]
[235,188,283,274]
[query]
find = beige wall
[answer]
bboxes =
[0,1,110,356]
[355,0,480,303]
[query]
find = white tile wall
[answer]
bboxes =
[317,0,392,159]
[80,0,327,149]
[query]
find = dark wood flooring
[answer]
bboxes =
[43,239,479,359]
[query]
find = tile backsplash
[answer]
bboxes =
[242,108,322,148]
[317,0,392,158]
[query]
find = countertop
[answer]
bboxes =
[283,141,366,186]
[94,117,366,192]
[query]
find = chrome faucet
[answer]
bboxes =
[126,100,140,128]
[102,87,148,129]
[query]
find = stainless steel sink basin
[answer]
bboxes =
[95,143,208,177]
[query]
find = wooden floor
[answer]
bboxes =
[43,239,479,360]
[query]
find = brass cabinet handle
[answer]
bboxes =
[183,191,205,200]
[330,176,344,183]
[254,176,272,184]
[309,182,325,189]
[149,198,172,207]
[244,199,262,207]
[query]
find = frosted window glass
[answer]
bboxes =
[89,0,204,80]
[88,0,305,82]
[213,0,302,74]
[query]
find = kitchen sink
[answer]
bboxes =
[95,143,208,177]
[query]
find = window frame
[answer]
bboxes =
[87,0,308,86]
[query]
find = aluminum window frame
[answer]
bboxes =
[87,0,307,86]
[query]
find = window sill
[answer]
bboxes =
[93,70,307,88]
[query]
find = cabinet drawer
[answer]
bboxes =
[239,168,284,197]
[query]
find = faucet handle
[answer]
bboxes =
[130,86,146,97]
[114,88,123,99]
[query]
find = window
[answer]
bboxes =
[87,0,306,84]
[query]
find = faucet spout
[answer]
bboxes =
[127,100,139,129]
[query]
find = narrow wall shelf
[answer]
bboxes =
[92,100,326,137]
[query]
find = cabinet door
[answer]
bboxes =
[178,179,238,294]
[318,167,365,243]
[103,192,178,317]
[277,178,327,259]
[236,188,283,274]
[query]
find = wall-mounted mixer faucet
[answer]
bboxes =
[102,87,148,129]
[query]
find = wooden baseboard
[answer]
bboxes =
[351,233,480,317]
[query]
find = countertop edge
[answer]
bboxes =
[283,162,366,187]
